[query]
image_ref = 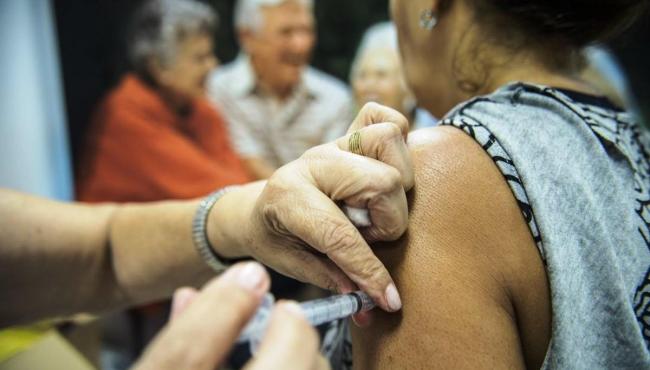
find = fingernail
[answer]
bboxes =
[222,262,266,293]
[170,288,196,319]
[279,301,304,318]
[171,288,195,310]
[385,283,402,311]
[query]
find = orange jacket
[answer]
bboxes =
[77,74,252,202]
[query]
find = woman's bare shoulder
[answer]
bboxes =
[352,126,550,369]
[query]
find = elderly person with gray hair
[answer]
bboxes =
[207,3,355,339]
[76,0,252,367]
[77,0,251,203]
[208,0,353,180]
[351,22,437,130]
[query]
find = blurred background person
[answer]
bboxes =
[207,2,356,366]
[208,0,353,180]
[350,22,437,130]
[74,1,251,369]
[77,0,251,203]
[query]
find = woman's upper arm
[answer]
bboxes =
[352,126,551,369]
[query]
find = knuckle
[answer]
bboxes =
[362,123,401,150]
[322,219,358,255]
[355,258,387,285]
[320,271,342,292]
[261,203,292,238]
[267,165,293,189]
[384,220,407,240]
[378,167,402,191]
[302,144,330,161]
[373,121,402,139]
[361,101,382,113]
[260,202,278,225]
[323,279,338,292]
[312,269,339,292]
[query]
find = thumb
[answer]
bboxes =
[347,102,410,140]
[133,262,270,370]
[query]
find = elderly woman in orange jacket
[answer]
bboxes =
[77,0,251,203]
[75,1,253,366]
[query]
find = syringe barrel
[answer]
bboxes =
[300,291,375,326]
[237,291,376,344]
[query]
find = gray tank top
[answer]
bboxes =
[441,83,650,368]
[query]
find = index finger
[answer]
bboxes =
[279,185,401,313]
[347,102,410,140]
[336,122,414,191]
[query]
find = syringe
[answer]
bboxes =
[238,206,373,352]
[237,291,376,352]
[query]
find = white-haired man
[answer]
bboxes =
[208,0,353,179]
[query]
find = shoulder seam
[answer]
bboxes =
[440,116,545,262]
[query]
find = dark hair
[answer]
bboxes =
[473,0,648,48]
[449,0,648,91]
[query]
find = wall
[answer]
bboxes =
[0,0,73,200]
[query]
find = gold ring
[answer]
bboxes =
[349,131,364,156]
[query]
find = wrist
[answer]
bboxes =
[192,186,241,272]
[206,181,266,259]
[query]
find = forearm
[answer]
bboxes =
[105,200,213,308]
[243,157,276,180]
[102,182,266,311]
[0,186,259,328]
[0,190,123,326]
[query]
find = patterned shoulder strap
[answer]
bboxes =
[439,114,545,261]
[444,86,650,350]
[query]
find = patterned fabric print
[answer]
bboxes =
[320,319,352,370]
[439,113,545,261]
[635,269,650,347]
[333,86,650,368]
[445,84,650,350]
[565,99,650,249]
[534,87,650,349]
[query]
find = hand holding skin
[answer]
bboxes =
[133,262,330,370]
[0,104,412,329]
[210,104,414,314]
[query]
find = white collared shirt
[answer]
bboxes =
[207,55,354,167]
